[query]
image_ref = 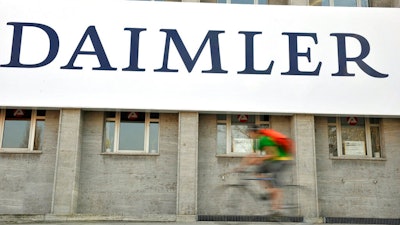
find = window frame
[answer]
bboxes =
[0,109,45,152]
[202,0,289,4]
[328,116,383,159]
[310,0,367,7]
[217,114,269,156]
[235,0,262,4]
[103,112,160,155]
[214,0,259,4]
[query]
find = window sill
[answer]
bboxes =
[216,154,247,158]
[0,150,42,154]
[101,152,159,156]
[330,156,386,161]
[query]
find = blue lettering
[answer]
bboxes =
[0,22,389,79]
[238,31,274,75]
[330,33,388,78]
[61,26,116,70]
[155,29,227,73]
[122,28,146,72]
[281,32,321,76]
[1,22,59,68]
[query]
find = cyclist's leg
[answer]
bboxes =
[261,160,286,212]
[255,161,276,198]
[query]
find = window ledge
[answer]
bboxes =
[101,152,159,156]
[216,154,247,158]
[330,156,386,161]
[0,150,42,154]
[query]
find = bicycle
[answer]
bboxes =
[216,166,309,223]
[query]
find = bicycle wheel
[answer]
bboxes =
[217,171,269,215]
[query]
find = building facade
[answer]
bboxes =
[0,0,399,223]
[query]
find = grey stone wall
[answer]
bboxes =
[77,112,179,216]
[1,111,399,219]
[291,115,319,218]
[52,109,83,214]
[315,117,400,218]
[0,110,59,214]
[176,112,199,221]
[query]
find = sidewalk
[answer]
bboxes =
[0,215,312,225]
[0,221,307,225]
[0,221,396,225]
[1,220,397,225]
[1,215,398,225]
[0,222,313,225]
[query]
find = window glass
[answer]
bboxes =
[34,120,45,150]
[231,124,252,153]
[320,0,330,6]
[217,124,227,154]
[1,109,45,151]
[217,114,226,120]
[37,110,46,117]
[217,114,269,155]
[150,113,159,119]
[103,112,159,153]
[370,118,380,124]
[327,117,381,158]
[3,119,30,148]
[231,114,255,123]
[104,121,115,152]
[119,121,145,151]
[231,0,253,4]
[268,0,288,4]
[311,0,368,6]
[328,125,338,156]
[340,117,366,155]
[371,126,381,157]
[121,112,145,122]
[369,0,395,7]
[309,0,320,6]
[105,111,116,118]
[231,115,256,153]
[361,0,369,7]
[2,109,32,148]
[260,115,270,122]
[327,117,336,123]
[204,0,289,4]
[149,122,159,153]
[334,0,357,6]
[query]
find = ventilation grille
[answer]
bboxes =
[325,217,400,224]
[197,215,303,222]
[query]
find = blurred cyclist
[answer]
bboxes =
[236,125,293,215]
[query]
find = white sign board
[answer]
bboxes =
[344,141,365,155]
[0,0,399,115]
[233,138,254,154]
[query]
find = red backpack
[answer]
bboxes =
[258,128,295,155]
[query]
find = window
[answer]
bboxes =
[103,112,159,154]
[201,0,288,5]
[328,117,382,158]
[217,114,269,155]
[0,109,45,151]
[368,0,400,7]
[136,0,182,2]
[310,0,369,7]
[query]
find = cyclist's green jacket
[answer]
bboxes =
[257,135,292,160]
